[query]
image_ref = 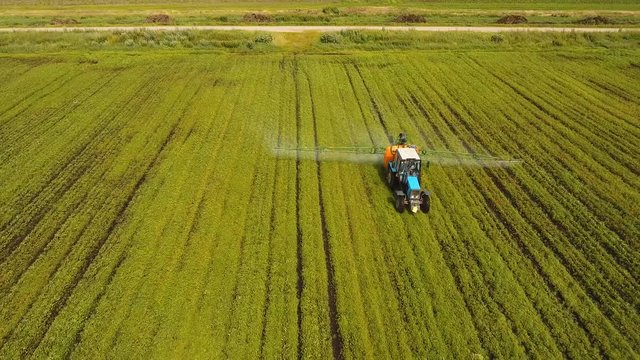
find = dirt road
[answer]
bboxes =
[0,25,636,33]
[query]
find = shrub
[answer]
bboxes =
[339,30,368,43]
[322,7,340,15]
[320,33,340,44]
[491,34,504,44]
[145,14,172,24]
[395,14,426,23]
[50,18,78,25]
[496,15,528,24]
[254,34,273,44]
[575,16,613,25]
[124,38,135,47]
[243,13,271,23]
[77,54,98,64]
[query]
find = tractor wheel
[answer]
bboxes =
[420,192,431,214]
[387,168,397,189]
[395,194,405,213]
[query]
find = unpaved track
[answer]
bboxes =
[0,25,637,33]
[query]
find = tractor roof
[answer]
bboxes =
[397,147,420,160]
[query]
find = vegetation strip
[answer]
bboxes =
[307,70,344,360]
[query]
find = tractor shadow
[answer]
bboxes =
[375,164,396,207]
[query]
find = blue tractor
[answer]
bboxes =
[385,146,431,214]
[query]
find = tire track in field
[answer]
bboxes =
[408,60,616,345]
[0,68,79,126]
[410,95,570,356]
[352,63,393,144]
[400,94,495,349]
[258,156,280,359]
[0,68,128,235]
[432,56,639,265]
[65,80,208,358]
[342,63,377,146]
[0,72,165,352]
[447,59,640,292]
[259,94,283,358]
[0,71,126,285]
[456,57,639,255]
[440,110,609,357]
[292,57,305,360]
[412,71,635,354]
[221,158,264,358]
[101,63,239,357]
[353,63,466,355]
[0,69,122,163]
[305,69,344,360]
[343,63,422,354]
[0,72,154,266]
[382,62,529,354]
[475,59,640,185]
[6,67,191,357]
[21,95,184,358]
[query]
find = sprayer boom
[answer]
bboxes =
[272,132,520,214]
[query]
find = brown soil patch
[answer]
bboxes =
[395,14,426,23]
[243,13,272,23]
[497,15,528,24]
[575,16,613,25]
[50,18,78,25]
[145,14,172,24]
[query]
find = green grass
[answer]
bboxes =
[1,29,638,53]
[0,31,638,358]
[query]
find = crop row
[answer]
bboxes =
[0,50,637,358]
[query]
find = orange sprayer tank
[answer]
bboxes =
[383,146,395,169]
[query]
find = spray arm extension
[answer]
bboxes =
[272,146,521,166]
[273,146,387,155]
[418,149,522,166]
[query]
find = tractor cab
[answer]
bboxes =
[395,148,421,181]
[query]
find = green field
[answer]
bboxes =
[0,31,639,358]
